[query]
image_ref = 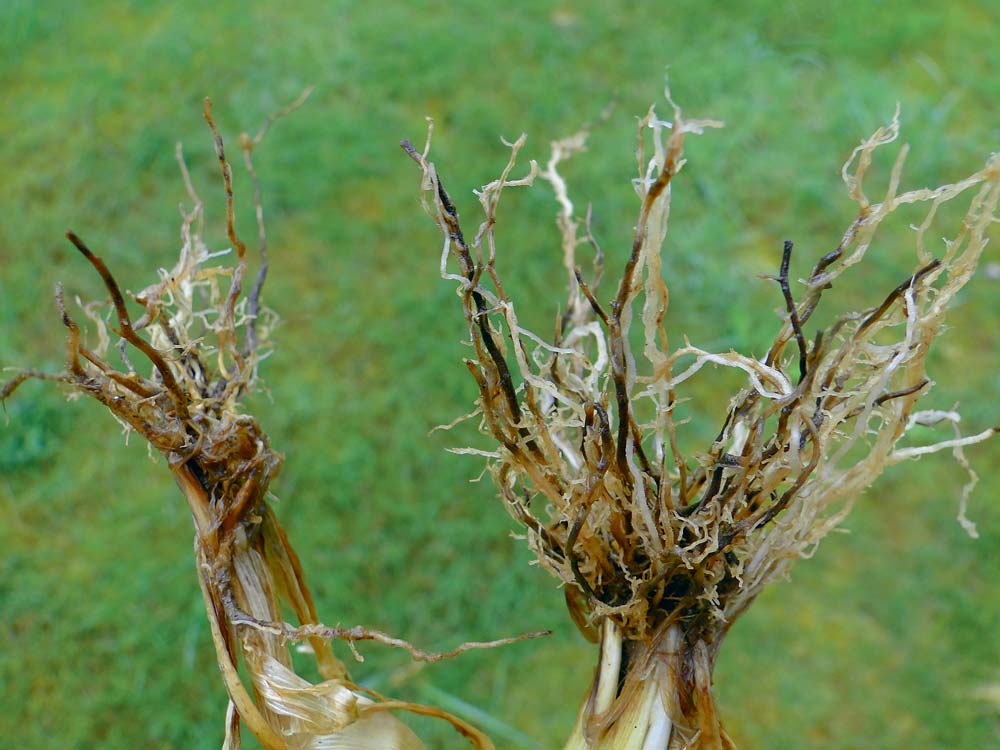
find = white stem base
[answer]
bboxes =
[563,622,730,750]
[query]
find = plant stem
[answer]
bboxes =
[565,620,732,750]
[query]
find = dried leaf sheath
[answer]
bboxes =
[406,99,999,749]
[2,97,544,750]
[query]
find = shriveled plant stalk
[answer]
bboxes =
[2,95,544,750]
[404,98,999,749]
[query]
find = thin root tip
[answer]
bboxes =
[65,231,91,256]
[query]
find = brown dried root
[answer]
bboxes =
[405,96,999,749]
[3,94,544,750]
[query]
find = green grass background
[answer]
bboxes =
[2,1,999,747]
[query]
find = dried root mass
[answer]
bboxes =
[4,88,997,750]
[3,95,542,750]
[405,98,999,748]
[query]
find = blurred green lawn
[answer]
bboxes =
[2,1,999,748]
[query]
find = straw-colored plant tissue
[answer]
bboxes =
[404,95,998,749]
[3,94,542,750]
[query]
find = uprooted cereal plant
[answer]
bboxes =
[403,96,999,749]
[1,94,546,750]
[3,89,998,750]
